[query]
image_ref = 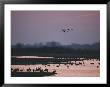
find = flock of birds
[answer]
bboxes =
[11,66,57,74]
[11,59,100,73]
[61,28,74,32]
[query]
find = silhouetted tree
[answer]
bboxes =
[15,43,24,48]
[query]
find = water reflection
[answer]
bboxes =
[11,56,100,77]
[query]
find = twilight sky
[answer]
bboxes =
[11,11,100,45]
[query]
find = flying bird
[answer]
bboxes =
[62,29,66,32]
[71,28,73,30]
[67,28,70,31]
[62,28,74,32]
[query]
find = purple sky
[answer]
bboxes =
[11,11,100,45]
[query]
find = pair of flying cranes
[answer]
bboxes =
[61,28,74,32]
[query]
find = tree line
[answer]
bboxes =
[11,42,100,58]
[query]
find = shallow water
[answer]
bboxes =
[11,59,100,77]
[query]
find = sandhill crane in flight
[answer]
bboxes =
[62,28,74,32]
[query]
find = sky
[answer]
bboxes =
[11,11,100,45]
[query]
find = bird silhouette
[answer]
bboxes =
[67,29,70,30]
[62,29,66,32]
[62,28,74,32]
